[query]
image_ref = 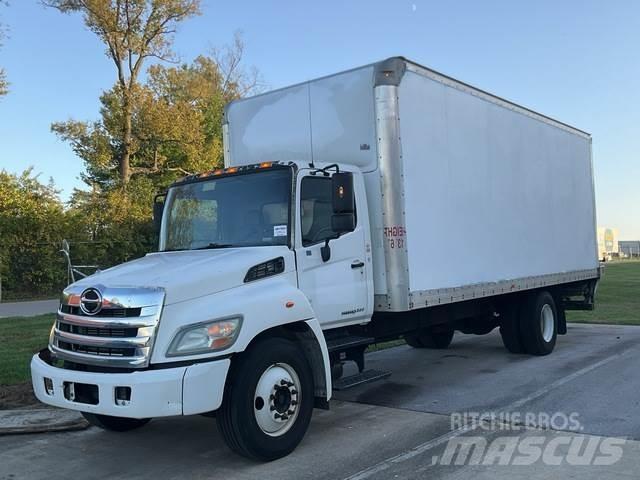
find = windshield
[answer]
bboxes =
[160,168,293,251]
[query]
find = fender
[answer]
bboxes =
[151,272,331,399]
[302,317,332,401]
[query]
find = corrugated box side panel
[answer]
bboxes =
[398,69,598,293]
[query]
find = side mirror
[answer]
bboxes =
[321,172,356,263]
[153,193,166,234]
[331,213,356,234]
[331,172,355,235]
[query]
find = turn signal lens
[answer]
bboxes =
[207,321,237,338]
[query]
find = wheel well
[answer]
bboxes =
[235,322,329,403]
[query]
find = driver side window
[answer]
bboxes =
[300,177,335,247]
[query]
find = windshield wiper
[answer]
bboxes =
[195,243,235,250]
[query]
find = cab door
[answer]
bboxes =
[295,170,372,328]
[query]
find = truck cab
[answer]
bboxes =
[31,160,370,461]
[157,161,373,329]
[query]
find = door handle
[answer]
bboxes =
[351,261,365,269]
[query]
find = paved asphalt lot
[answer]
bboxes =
[0,299,58,318]
[2,323,640,479]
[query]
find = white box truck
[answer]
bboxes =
[31,57,599,460]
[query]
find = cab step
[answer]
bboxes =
[326,335,374,352]
[332,369,391,390]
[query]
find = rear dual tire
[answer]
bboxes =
[500,290,558,356]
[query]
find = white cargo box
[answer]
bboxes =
[224,57,599,312]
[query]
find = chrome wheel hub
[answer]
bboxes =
[540,303,555,343]
[254,363,301,437]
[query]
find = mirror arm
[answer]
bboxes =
[320,238,331,262]
[320,234,340,263]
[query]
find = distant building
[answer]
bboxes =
[597,227,619,260]
[619,240,640,258]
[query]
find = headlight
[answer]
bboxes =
[167,316,242,357]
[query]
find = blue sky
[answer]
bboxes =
[1,0,639,238]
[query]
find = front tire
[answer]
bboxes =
[81,413,150,432]
[217,337,314,461]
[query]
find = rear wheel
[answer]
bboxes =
[217,337,314,461]
[82,413,150,432]
[405,327,454,349]
[520,291,557,356]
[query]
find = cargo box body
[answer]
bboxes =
[224,57,599,313]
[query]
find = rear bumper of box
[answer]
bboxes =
[31,350,230,418]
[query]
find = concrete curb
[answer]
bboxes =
[0,408,89,435]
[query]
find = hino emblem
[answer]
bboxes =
[80,288,103,316]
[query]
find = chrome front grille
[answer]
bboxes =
[57,322,137,338]
[59,304,142,318]
[50,285,165,368]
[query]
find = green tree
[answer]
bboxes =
[46,6,261,275]
[52,35,261,208]
[44,0,201,184]
[0,169,68,298]
[0,168,153,299]
[140,36,261,177]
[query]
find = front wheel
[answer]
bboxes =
[82,413,151,432]
[217,337,314,461]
